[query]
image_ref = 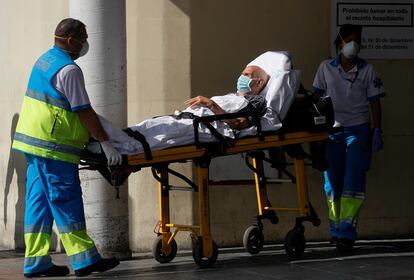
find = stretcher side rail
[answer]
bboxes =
[126,131,327,166]
[80,130,328,189]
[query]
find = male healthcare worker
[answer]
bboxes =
[312,24,385,254]
[12,18,122,277]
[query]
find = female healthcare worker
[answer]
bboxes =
[312,24,385,253]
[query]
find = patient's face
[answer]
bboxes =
[241,66,267,95]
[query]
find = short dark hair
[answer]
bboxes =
[55,18,86,38]
[334,24,362,52]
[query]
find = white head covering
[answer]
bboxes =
[247,51,300,123]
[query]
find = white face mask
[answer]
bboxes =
[342,40,360,59]
[78,41,89,57]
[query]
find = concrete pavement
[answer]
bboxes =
[1,239,414,279]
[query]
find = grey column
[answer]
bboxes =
[70,0,130,259]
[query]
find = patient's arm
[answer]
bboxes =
[184,95,249,129]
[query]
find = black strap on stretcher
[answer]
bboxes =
[123,128,153,160]
[174,112,233,149]
[184,111,264,149]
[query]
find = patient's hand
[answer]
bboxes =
[185,96,214,109]
[184,96,225,115]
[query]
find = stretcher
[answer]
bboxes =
[80,51,332,267]
[80,110,328,267]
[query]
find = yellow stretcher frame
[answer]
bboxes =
[124,130,328,267]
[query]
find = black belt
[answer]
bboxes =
[123,128,153,160]
[174,112,231,148]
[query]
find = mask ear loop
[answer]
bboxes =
[54,35,79,55]
[338,32,346,45]
[54,35,68,40]
[337,32,347,54]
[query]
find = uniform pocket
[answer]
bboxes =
[50,113,59,135]
[46,168,81,202]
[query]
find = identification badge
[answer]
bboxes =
[314,116,326,125]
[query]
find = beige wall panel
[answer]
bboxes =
[188,0,330,95]
[0,0,68,249]
[126,0,193,251]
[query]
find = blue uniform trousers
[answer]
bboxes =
[324,123,371,241]
[24,155,101,274]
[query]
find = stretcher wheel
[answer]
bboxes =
[243,225,264,255]
[284,227,305,259]
[192,238,218,268]
[152,235,178,263]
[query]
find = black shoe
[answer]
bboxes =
[74,257,120,277]
[329,236,338,245]
[336,238,354,254]
[24,265,70,278]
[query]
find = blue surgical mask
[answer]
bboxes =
[237,75,252,93]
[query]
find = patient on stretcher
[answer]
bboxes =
[87,51,299,156]
[184,65,269,130]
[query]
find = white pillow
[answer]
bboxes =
[247,51,299,121]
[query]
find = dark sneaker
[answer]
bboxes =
[74,257,120,277]
[24,265,70,278]
[336,238,354,254]
[329,236,338,245]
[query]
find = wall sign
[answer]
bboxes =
[331,0,414,59]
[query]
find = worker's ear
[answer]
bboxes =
[68,36,82,49]
[65,37,74,49]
